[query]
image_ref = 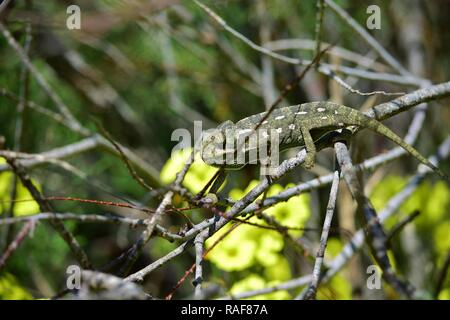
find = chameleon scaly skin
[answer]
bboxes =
[200,101,447,179]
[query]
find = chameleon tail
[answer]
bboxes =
[354,113,449,181]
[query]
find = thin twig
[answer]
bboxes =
[0,22,87,135]
[324,0,411,77]
[0,212,182,241]
[2,157,92,269]
[0,220,36,271]
[314,0,326,59]
[265,38,388,72]
[194,0,407,96]
[386,210,421,245]
[255,44,333,131]
[193,231,207,299]
[228,136,450,300]
[434,250,450,299]
[301,170,340,300]
[219,275,312,300]
[119,191,174,275]
[335,141,415,298]
[0,135,162,187]
[97,124,153,192]
[165,221,242,299]
[193,0,302,65]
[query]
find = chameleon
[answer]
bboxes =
[200,101,448,180]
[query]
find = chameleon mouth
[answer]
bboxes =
[200,144,238,167]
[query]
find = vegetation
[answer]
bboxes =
[0,0,449,300]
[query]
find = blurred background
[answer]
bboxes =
[0,0,449,300]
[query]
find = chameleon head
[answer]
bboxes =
[200,120,244,169]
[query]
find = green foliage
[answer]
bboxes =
[370,175,450,295]
[0,0,448,300]
[370,176,450,230]
[8,223,72,282]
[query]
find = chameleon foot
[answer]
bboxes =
[302,153,315,170]
[197,193,218,206]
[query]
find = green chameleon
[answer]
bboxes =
[200,101,447,180]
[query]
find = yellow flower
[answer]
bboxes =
[370,176,450,230]
[438,289,450,300]
[265,183,311,237]
[0,159,40,217]
[0,273,33,300]
[264,256,292,281]
[208,181,311,272]
[230,274,290,299]
[160,148,219,194]
[255,231,284,267]
[206,223,258,272]
[229,181,311,236]
[230,274,265,299]
[434,221,450,254]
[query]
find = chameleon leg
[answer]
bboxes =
[209,168,227,194]
[195,169,227,206]
[300,125,316,169]
[194,167,225,203]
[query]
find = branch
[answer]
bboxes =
[231,135,450,299]
[0,22,87,135]
[365,81,450,121]
[0,135,162,187]
[74,270,149,300]
[193,0,302,65]
[324,0,411,77]
[434,250,450,299]
[193,231,207,299]
[335,141,415,298]
[119,191,174,275]
[314,0,326,59]
[193,0,401,96]
[0,212,182,241]
[0,220,36,271]
[300,170,340,300]
[2,157,92,269]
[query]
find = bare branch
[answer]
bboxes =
[0,22,87,135]
[300,170,340,300]
[324,0,411,77]
[2,157,92,269]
